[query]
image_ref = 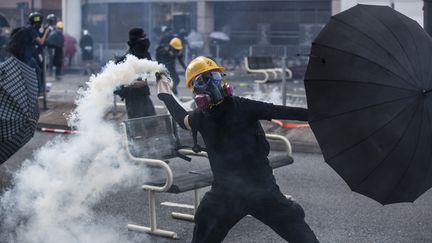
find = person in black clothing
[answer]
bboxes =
[113,27,156,119]
[155,37,186,95]
[50,21,64,80]
[156,56,319,243]
[8,12,50,65]
[158,26,174,46]
[8,12,51,94]
[79,29,94,75]
[45,13,56,76]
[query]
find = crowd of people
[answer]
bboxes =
[4,12,94,94]
[2,12,216,99]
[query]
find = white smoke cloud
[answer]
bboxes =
[245,84,307,108]
[0,55,165,243]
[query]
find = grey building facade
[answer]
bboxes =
[81,0,331,62]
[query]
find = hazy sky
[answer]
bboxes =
[341,0,424,26]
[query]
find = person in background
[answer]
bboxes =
[79,29,94,75]
[7,12,51,94]
[63,32,77,69]
[113,27,156,119]
[156,56,319,243]
[50,21,64,80]
[186,29,204,58]
[155,37,186,95]
[45,13,56,76]
[0,28,9,62]
[159,26,174,46]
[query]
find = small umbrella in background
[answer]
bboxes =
[305,5,432,204]
[209,31,230,41]
[0,56,39,164]
[0,14,9,28]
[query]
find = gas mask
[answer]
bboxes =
[192,71,233,109]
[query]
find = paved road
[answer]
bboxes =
[3,131,431,243]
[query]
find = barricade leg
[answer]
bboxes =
[161,189,200,222]
[127,190,179,239]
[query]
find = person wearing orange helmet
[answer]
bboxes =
[156,56,319,243]
[155,37,186,95]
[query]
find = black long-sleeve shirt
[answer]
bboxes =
[155,46,186,70]
[114,52,155,119]
[160,94,308,189]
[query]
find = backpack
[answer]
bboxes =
[45,30,64,48]
[7,27,29,60]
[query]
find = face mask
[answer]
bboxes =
[131,39,150,58]
[192,71,233,109]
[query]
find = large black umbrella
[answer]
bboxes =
[0,56,39,164]
[305,4,432,204]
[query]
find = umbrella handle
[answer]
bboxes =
[422,89,432,95]
[296,53,326,64]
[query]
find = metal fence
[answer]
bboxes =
[248,45,310,66]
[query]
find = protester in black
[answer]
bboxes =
[113,27,156,119]
[79,29,94,75]
[48,21,64,80]
[158,26,174,46]
[156,56,319,243]
[155,37,186,95]
[8,13,49,65]
[8,12,50,94]
[44,13,56,75]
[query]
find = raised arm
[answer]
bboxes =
[35,27,50,46]
[241,97,308,122]
[156,72,190,129]
[177,54,186,70]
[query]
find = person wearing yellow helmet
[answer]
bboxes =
[155,37,186,95]
[156,56,319,243]
[55,21,64,29]
[45,20,64,80]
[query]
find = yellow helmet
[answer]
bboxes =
[56,21,64,29]
[169,37,183,50]
[185,56,225,89]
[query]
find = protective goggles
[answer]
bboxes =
[192,71,223,90]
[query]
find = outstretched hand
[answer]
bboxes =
[155,70,173,95]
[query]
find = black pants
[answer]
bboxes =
[192,187,319,243]
[53,47,63,79]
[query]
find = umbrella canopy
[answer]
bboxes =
[0,56,39,164]
[304,4,432,204]
[209,31,230,41]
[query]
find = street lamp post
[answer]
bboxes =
[17,2,29,26]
